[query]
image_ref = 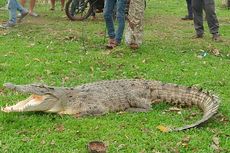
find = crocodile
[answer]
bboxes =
[1,79,219,131]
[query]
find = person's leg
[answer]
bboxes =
[50,0,55,10]
[8,0,18,25]
[203,0,219,35]
[192,0,204,37]
[104,0,116,41]
[61,0,65,10]
[2,0,27,27]
[29,0,35,12]
[182,0,193,20]
[16,0,28,22]
[20,0,26,6]
[187,0,193,18]
[115,0,126,44]
[28,0,39,16]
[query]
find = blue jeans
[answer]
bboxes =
[104,0,126,44]
[8,0,27,23]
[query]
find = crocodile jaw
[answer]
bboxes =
[1,94,60,113]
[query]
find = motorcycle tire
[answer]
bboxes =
[65,0,93,21]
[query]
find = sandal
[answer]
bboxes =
[106,38,118,49]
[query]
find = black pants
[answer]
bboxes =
[192,0,219,35]
[186,0,193,17]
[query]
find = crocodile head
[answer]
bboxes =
[1,83,63,113]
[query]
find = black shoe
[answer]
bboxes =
[212,33,222,42]
[181,15,193,20]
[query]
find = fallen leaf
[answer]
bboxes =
[212,48,220,56]
[17,130,30,135]
[21,137,31,142]
[33,58,41,62]
[0,88,3,95]
[90,66,94,72]
[211,135,221,152]
[156,125,170,133]
[50,140,56,145]
[181,136,190,147]
[216,113,229,123]
[55,124,65,132]
[185,112,198,120]
[182,136,190,143]
[40,140,46,145]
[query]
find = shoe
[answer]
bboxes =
[192,34,203,39]
[181,15,193,20]
[18,11,28,22]
[129,43,139,49]
[0,22,16,28]
[50,7,55,11]
[106,38,119,49]
[29,12,39,17]
[212,33,222,42]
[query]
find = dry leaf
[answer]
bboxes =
[55,124,65,132]
[211,135,221,152]
[0,88,4,95]
[90,66,94,72]
[212,49,220,56]
[40,140,46,145]
[50,140,56,145]
[182,136,190,143]
[181,136,190,147]
[216,113,229,123]
[33,58,41,62]
[156,125,170,132]
[21,137,30,142]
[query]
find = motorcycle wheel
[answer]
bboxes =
[65,0,93,21]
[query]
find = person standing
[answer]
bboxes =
[20,0,38,16]
[181,0,193,20]
[125,0,145,49]
[104,0,126,49]
[0,0,28,28]
[50,0,65,11]
[192,0,221,41]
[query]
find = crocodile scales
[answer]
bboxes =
[1,79,219,131]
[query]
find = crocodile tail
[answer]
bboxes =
[173,92,219,131]
[151,82,220,131]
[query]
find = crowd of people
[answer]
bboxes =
[182,0,221,41]
[0,0,65,28]
[0,0,223,48]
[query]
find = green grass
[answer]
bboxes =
[0,0,230,152]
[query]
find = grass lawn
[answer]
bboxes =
[0,0,229,152]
